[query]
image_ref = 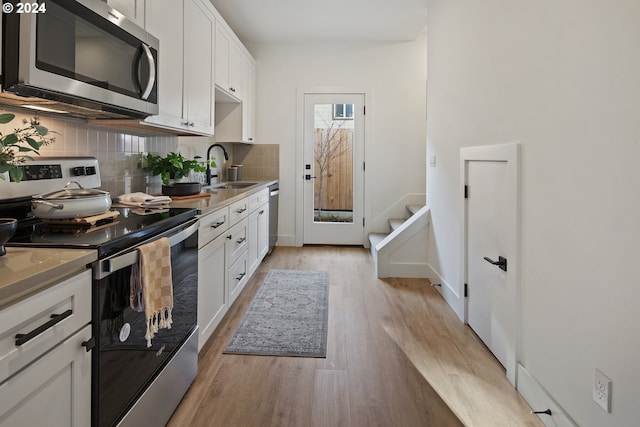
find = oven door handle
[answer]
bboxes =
[95,219,198,280]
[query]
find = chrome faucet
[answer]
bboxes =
[206,144,229,185]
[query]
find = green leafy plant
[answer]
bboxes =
[0,113,57,182]
[138,151,214,185]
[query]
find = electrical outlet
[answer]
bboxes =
[593,369,612,413]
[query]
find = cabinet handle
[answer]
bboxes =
[82,336,96,352]
[236,208,247,214]
[211,221,225,228]
[227,234,233,240]
[189,122,195,127]
[259,210,265,215]
[15,309,73,346]
[248,138,253,141]
[236,237,246,244]
[230,87,235,92]
[236,272,246,281]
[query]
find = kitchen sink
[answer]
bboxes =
[204,182,258,190]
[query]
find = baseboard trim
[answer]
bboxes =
[426,263,464,321]
[517,364,578,427]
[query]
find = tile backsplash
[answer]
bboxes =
[1,108,279,196]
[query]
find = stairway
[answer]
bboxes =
[368,204,430,278]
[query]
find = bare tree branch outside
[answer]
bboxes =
[313,105,354,222]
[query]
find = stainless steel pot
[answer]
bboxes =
[31,181,111,219]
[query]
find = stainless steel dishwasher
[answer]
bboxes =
[268,182,279,254]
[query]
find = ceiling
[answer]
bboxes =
[208,0,428,44]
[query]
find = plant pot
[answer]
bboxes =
[161,182,201,196]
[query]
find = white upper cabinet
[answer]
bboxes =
[242,56,256,143]
[215,25,243,101]
[104,0,145,27]
[144,0,214,136]
[183,0,215,133]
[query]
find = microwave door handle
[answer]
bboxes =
[139,43,156,100]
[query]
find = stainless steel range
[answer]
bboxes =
[0,157,199,427]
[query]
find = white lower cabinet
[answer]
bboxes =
[248,202,269,277]
[0,325,92,427]
[197,190,272,350]
[0,270,92,427]
[197,231,227,351]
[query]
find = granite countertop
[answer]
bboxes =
[167,179,278,215]
[0,248,97,310]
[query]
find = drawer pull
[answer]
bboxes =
[15,309,73,347]
[236,237,246,244]
[235,208,247,214]
[236,272,246,281]
[259,210,265,215]
[227,234,233,240]
[211,221,225,228]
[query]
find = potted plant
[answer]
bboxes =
[0,113,57,182]
[138,151,215,196]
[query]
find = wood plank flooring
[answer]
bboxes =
[168,246,543,427]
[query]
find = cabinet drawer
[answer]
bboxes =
[227,253,248,304]
[0,270,92,382]
[199,206,229,247]
[248,188,269,213]
[229,197,249,225]
[225,218,248,266]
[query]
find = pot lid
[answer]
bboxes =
[34,181,110,200]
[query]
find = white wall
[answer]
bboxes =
[426,1,640,425]
[248,35,427,245]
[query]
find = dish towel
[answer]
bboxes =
[117,192,172,207]
[131,237,174,347]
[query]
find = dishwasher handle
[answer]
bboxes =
[94,219,198,280]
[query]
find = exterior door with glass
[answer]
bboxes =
[303,93,365,245]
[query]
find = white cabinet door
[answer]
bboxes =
[215,23,243,101]
[248,202,268,277]
[215,25,230,94]
[144,0,214,136]
[197,233,227,351]
[257,203,270,261]
[0,325,92,427]
[143,0,185,131]
[105,0,145,27]
[242,57,256,143]
[183,0,214,135]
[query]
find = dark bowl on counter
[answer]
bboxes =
[0,218,17,256]
[161,182,201,197]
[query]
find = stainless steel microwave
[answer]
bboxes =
[1,0,159,118]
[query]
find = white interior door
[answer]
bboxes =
[303,93,365,245]
[467,160,509,368]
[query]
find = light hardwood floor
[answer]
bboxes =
[168,246,543,427]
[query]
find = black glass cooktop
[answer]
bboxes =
[7,207,197,259]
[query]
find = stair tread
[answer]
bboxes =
[406,204,424,216]
[388,218,405,231]
[368,233,388,247]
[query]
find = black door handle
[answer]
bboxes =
[305,174,316,180]
[484,256,507,272]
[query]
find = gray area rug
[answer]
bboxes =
[224,269,329,357]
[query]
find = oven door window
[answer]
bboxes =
[35,0,157,102]
[96,234,197,427]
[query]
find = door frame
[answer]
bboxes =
[295,87,371,246]
[460,142,521,386]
